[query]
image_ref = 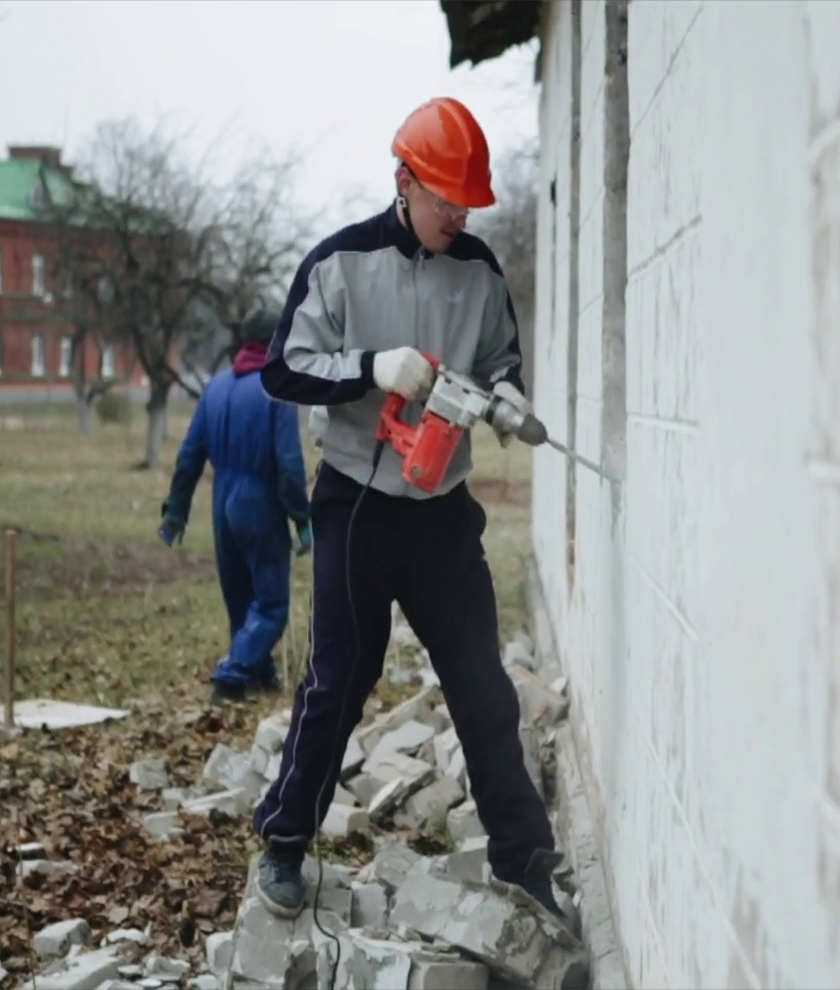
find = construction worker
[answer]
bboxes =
[158,308,312,702]
[252,99,562,920]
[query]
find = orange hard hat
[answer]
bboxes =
[392,97,496,209]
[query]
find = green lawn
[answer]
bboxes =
[0,398,533,981]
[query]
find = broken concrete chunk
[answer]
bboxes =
[202,744,264,800]
[20,946,121,990]
[16,840,46,859]
[351,882,389,929]
[395,775,464,831]
[188,976,219,990]
[129,758,169,791]
[432,726,460,773]
[357,687,439,755]
[34,918,91,958]
[341,732,366,776]
[346,772,387,809]
[145,954,191,977]
[254,713,289,754]
[107,928,150,946]
[356,839,421,894]
[232,898,343,987]
[364,751,435,787]
[362,720,436,768]
[143,810,183,839]
[182,788,250,818]
[333,783,358,806]
[409,956,489,990]
[447,800,485,844]
[117,963,145,977]
[249,743,270,777]
[205,931,234,977]
[321,803,370,839]
[503,637,537,672]
[520,724,544,798]
[443,837,489,885]
[160,786,204,811]
[509,666,570,728]
[390,872,587,989]
[447,745,467,788]
[16,858,76,878]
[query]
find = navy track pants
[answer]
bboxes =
[252,463,554,884]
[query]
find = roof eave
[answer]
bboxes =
[439,0,542,69]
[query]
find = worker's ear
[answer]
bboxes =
[395,163,413,199]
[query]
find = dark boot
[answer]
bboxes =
[255,838,304,918]
[522,849,583,940]
[209,680,247,704]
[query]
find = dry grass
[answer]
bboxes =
[0,400,533,714]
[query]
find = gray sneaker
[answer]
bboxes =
[255,839,305,918]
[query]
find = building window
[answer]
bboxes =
[32,252,46,297]
[31,335,45,377]
[59,337,73,377]
[101,341,115,378]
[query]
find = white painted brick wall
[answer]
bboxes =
[532,1,840,986]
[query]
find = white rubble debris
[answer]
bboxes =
[23,635,584,990]
[321,802,370,838]
[107,928,150,946]
[205,931,234,977]
[341,732,366,776]
[202,744,263,800]
[446,799,485,845]
[503,633,538,672]
[16,840,46,859]
[34,919,91,958]
[363,719,436,767]
[351,881,389,928]
[390,871,588,989]
[182,788,251,818]
[142,810,183,839]
[20,946,121,990]
[129,758,169,791]
[443,837,490,884]
[394,775,464,831]
[145,954,190,977]
[17,858,76,878]
[253,713,289,754]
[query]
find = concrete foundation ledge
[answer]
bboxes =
[526,558,628,990]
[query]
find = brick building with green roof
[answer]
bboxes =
[0,145,143,397]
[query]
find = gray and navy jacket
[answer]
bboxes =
[261,201,524,499]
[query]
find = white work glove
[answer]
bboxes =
[492,380,533,447]
[373,347,435,401]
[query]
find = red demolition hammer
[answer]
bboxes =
[375,354,549,494]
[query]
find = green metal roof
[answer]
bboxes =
[0,158,78,222]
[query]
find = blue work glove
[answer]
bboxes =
[294,521,313,558]
[158,517,185,547]
[158,499,185,547]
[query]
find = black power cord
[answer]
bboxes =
[310,440,385,990]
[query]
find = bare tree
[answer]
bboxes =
[54,119,315,467]
[470,138,538,393]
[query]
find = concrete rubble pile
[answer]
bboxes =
[19,621,589,990]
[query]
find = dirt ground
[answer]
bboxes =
[0,400,533,983]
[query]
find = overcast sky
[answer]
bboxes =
[0,0,538,230]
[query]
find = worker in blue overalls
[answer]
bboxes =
[158,308,311,702]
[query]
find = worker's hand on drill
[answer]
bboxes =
[373,347,435,401]
[295,521,313,557]
[491,381,533,447]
